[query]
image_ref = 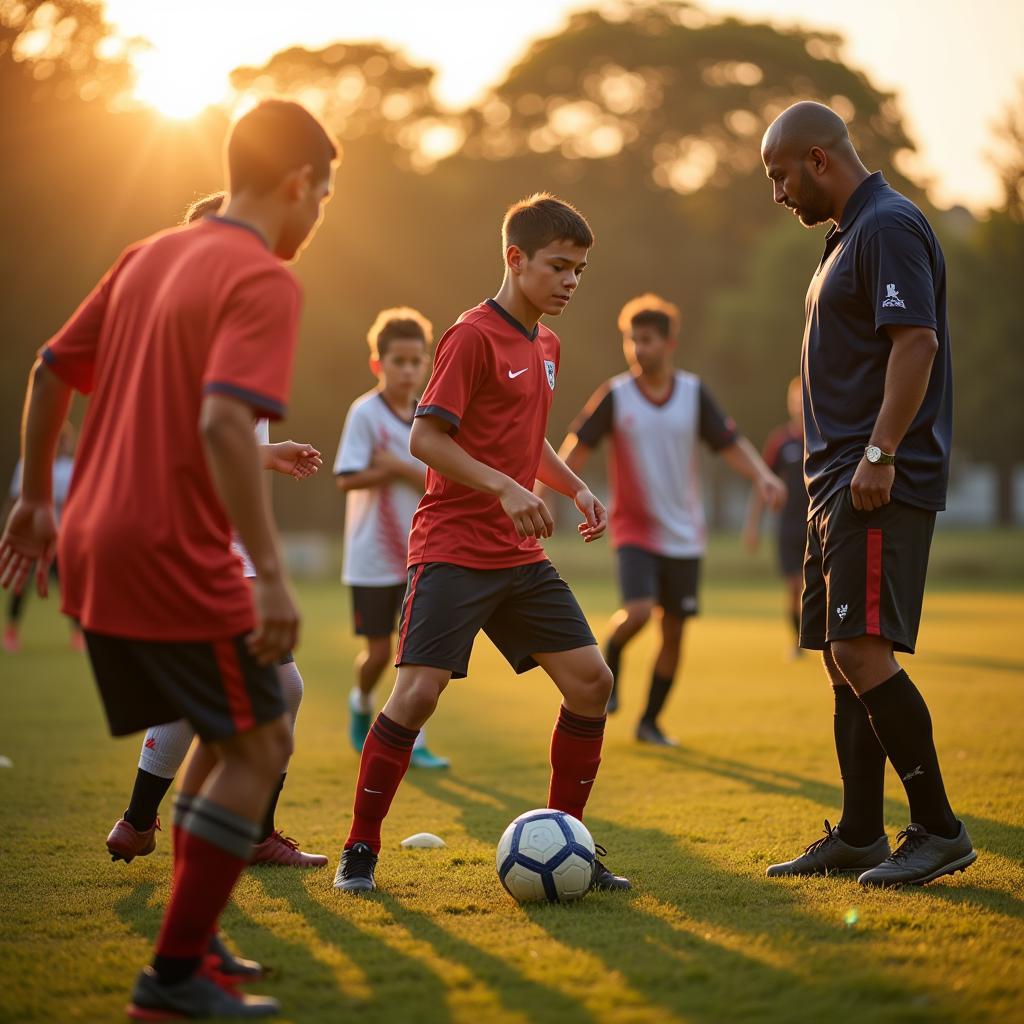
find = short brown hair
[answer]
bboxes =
[183,191,225,224]
[227,99,338,196]
[367,307,433,361]
[617,293,680,338]
[502,193,594,257]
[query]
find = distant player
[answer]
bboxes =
[557,295,786,745]
[3,421,82,652]
[743,376,808,656]
[0,100,337,1018]
[332,194,629,895]
[761,101,974,886]
[334,307,449,769]
[104,191,328,872]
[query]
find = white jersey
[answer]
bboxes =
[572,371,737,558]
[334,390,424,586]
[230,419,270,579]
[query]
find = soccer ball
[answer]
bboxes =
[495,808,596,903]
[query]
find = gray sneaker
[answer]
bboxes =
[636,719,679,747]
[333,842,378,892]
[127,965,279,1019]
[766,820,890,878]
[858,822,976,888]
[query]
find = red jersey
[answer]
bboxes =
[42,217,302,641]
[407,299,559,569]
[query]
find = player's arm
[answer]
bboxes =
[370,448,427,491]
[851,324,938,511]
[410,414,553,540]
[200,394,298,663]
[261,441,322,480]
[742,484,766,554]
[536,440,606,543]
[720,438,786,512]
[335,466,393,492]
[0,360,71,595]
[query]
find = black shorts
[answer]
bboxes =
[778,529,806,577]
[616,545,700,618]
[84,631,286,741]
[351,584,406,637]
[801,488,935,655]
[395,560,596,679]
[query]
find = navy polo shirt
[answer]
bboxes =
[801,172,952,516]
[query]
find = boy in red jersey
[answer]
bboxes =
[333,194,629,895]
[0,100,337,1019]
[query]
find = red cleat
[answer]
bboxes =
[107,817,160,863]
[3,625,20,653]
[249,830,327,868]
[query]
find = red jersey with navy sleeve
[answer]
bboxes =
[42,216,302,641]
[406,299,559,569]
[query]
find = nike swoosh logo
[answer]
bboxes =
[363,787,383,794]
[579,778,596,785]
[508,368,529,379]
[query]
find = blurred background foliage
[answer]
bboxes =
[2,0,1021,526]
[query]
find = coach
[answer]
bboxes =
[759,101,975,887]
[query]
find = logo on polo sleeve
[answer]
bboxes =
[882,283,906,309]
[544,359,556,390]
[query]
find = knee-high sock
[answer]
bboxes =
[832,684,886,846]
[260,773,286,841]
[153,796,258,985]
[641,672,674,724]
[548,706,606,821]
[345,713,417,853]
[859,670,958,838]
[126,721,196,830]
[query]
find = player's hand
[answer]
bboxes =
[850,459,894,511]
[0,499,57,597]
[247,573,300,665]
[498,479,554,540]
[371,448,405,475]
[742,523,760,554]
[574,487,607,543]
[757,471,787,512]
[266,441,322,480]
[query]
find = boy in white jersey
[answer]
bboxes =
[335,308,449,769]
[558,294,786,744]
[105,194,328,870]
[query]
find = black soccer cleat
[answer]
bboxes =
[635,719,679,747]
[591,844,631,891]
[858,822,977,888]
[126,964,279,1019]
[766,820,890,878]
[208,932,266,981]
[333,841,378,893]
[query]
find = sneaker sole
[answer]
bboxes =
[860,849,978,888]
[333,880,375,892]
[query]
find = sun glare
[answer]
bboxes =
[132,48,228,121]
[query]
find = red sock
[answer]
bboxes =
[155,797,257,961]
[346,713,418,853]
[548,705,606,821]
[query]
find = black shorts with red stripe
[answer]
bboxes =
[395,560,596,679]
[84,631,286,741]
[800,487,935,654]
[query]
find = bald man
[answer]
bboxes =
[760,102,975,887]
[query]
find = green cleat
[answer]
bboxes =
[349,708,372,754]
[410,746,450,769]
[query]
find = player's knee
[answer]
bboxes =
[576,660,614,704]
[394,673,447,721]
[624,607,652,633]
[222,716,292,778]
[830,639,888,688]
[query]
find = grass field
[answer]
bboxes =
[1,531,1023,1023]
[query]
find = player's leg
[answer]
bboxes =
[351,634,392,751]
[107,719,196,862]
[604,546,658,712]
[250,654,327,867]
[636,611,685,746]
[334,563,494,893]
[784,572,802,656]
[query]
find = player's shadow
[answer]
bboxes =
[647,753,1024,888]
[402,775,956,1023]
[254,868,595,1024]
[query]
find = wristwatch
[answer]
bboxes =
[864,444,895,466]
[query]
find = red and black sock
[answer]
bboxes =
[152,796,258,986]
[345,713,418,853]
[548,705,606,821]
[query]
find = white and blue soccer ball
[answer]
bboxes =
[496,808,596,903]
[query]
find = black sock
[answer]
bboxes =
[125,769,174,831]
[260,772,286,841]
[832,684,886,846]
[641,672,674,724]
[604,638,624,698]
[859,670,958,839]
[152,954,203,987]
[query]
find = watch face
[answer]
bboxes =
[865,445,881,464]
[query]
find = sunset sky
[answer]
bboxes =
[103,0,1024,213]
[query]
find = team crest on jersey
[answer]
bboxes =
[544,359,556,390]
